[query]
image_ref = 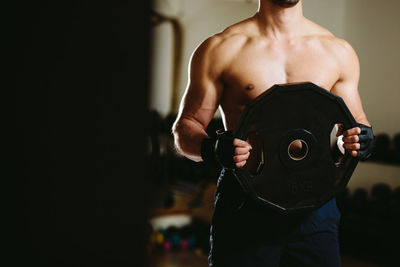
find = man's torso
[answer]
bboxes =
[208,18,347,130]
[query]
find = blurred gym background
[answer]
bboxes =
[11,0,399,267]
[147,0,400,266]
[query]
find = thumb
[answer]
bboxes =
[336,124,344,137]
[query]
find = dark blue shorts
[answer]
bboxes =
[209,169,341,267]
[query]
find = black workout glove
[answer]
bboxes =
[356,123,375,161]
[201,130,236,169]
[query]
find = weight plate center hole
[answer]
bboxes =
[288,139,308,161]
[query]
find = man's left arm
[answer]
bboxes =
[331,39,375,160]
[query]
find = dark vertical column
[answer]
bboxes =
[10,1,151,266]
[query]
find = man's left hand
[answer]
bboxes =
[338,123,375,160]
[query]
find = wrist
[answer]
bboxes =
[200,131,236,169]
[201,137,217,163]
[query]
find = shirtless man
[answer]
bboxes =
[172,0,374,266]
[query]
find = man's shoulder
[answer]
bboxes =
[304,20,359,73]
[304,19,354,54]
[317,35,357,64]
[193,18,254,60]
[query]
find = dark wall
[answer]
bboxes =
[10,1,151,266]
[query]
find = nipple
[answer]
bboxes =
[245,84,255,91]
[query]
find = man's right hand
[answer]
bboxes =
[233,138,252,168]
[201,132,252,169]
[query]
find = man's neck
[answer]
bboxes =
[255,0,304,39]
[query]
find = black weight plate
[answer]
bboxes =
[233,82,359,214]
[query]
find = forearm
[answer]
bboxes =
[172,118,209,162]
[354,113,371,127]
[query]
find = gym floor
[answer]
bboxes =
[150,250,382,267]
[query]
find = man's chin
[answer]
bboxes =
[271,0,300,8]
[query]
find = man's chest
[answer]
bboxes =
[220,44,341,105]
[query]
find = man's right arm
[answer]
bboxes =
[172,37,224,162]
